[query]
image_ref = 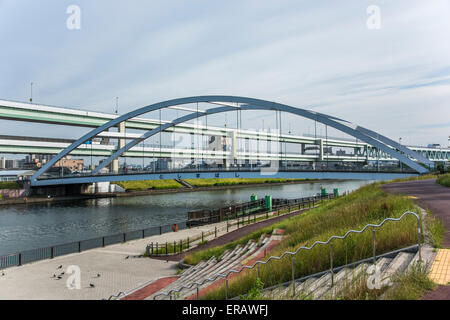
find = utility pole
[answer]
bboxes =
[30,82,33,103]
[115,97,119,115]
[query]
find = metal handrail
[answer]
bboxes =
[153,210,421,300]
[104,291,126,300]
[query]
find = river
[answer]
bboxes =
[0,180,372,256]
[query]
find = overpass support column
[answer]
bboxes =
[318,139,324,161]
[112,122,126,173]
[231,130,237,166]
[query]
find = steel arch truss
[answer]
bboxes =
[30,96,431,185]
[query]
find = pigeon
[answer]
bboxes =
[57,275,62,280]
[52,274,56,278]
[89,283,95,288]
[59,272,65,276]
[1,272,5,276]
[96,273,101,278]
[57,265,62,269]
[125,256,129,260]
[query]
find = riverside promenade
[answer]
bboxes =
[0,206,307,300]
[382,178,450,300]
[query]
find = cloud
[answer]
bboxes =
[0,0,449,147]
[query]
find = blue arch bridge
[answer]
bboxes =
[26,95,438,190]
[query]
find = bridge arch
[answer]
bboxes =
[30,95,430,184]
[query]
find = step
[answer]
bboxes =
[313,267,350,300]
[331,263,370,299]
[178,258,218,286]
[164,257,218,294]
[406,246,435,273]
[382,252,414,281]
[294,277,318,299]
[302,272,331,298]
[218,249,231,261]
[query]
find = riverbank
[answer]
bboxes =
[0,203,310,300]
[0,179,342,206]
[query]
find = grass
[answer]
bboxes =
[184,178,306,187]
[115,179,182,191]
[190,183,421,300]
[115,178,307,191]
[424,211,445,248]
[437,173,450,187]
[383,263,435,300]
[0,181,20,189]
[383,173,437,184]
[335,262,435,300]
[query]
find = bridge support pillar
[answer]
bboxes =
[318,139,324,161]
[112,122,126,173]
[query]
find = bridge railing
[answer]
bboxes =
[35,165,417,181]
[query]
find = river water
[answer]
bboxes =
[0,180,372,256]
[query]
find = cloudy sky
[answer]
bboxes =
[0,0,449,147]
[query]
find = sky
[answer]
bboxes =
[0,0,449,147]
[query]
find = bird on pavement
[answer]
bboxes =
[90,283,95,288]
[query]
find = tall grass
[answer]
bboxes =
[115,179,182,191]
[184,178,304,187]
[437,173,450,187]
[197,183,421,300]
[115,178,305,191]
[379,173,437,185]
[335,262,434,300]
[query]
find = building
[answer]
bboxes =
[53,157,84,172]
[0,170,34,182]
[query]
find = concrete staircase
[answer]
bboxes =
[262,247,424,300]
[175,179,194,189]
[150,235,274,300]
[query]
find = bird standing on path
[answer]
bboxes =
[90,283,95,288]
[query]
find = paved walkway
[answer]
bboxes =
[0,207,304,300]
[428,249,450,285]
[0,220,236,300]
[382,179,450,247]
[382,178,450,300]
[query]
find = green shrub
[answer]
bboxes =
[115,179,181,191]
[437,173,450,187]
[0,181,21,189]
